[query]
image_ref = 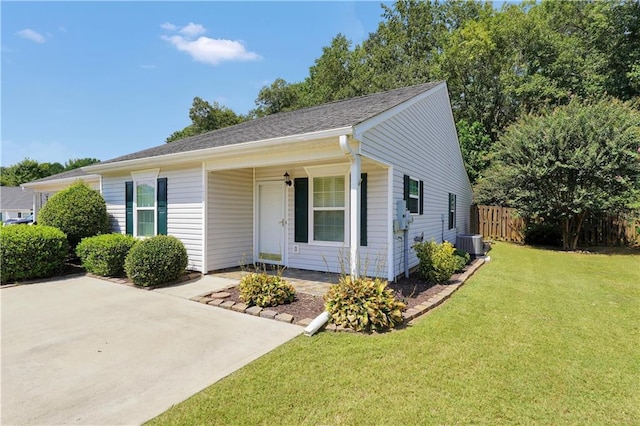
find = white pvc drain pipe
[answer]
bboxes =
[304,311,330,336]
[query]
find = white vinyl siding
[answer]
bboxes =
[359,83,473,279]
[207,169,253,271]
[102,165,205,272]
[252,165,389,277]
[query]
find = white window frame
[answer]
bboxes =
[131,169,159,238]
[408,176,420,215]
[305,164,350,247]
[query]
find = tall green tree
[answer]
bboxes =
[251,78,307,118]
[306,34,358,104]
[166,97,245,143]
[456,120,493,184]
[0,158,63,186]
[64,158,101,170]
[475,99,640,250]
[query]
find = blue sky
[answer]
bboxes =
[1,1,390,167]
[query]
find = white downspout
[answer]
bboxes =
[339,134,360,279]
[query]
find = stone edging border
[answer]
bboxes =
[94,271,202,290]
[187,257,488,332]
[398,256,486,325]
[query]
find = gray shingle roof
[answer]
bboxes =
[0,186,34,210]
[101,82,441,164]
[27,167,91,184]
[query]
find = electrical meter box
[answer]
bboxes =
[394,200,413,231]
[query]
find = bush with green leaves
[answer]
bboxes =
[524,220,562,247]
[414,240,458,283]
[324,276,406,332]
[239,273,296,307]
[124,235,188,286]
[453,248,471,272]
[38,182,109,248]
[0,225,68,283]
[76,233,138,277]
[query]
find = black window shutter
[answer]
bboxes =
[157,178,168,235]
[419,180,424,215]
[448,193,457,230]
[360,173,367,247]
[294,178,308,242]
[403,175,410,203]
[125,181,133,235]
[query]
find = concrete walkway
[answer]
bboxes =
[1,275,301,425]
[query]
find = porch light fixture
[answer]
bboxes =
[284,171,292,186]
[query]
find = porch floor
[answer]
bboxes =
[208,267,338,297]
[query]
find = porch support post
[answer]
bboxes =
[340,134,361,279]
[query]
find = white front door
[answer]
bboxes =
[256,181,286,265]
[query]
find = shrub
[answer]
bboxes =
[38,182,109,248]
[239,273,296,307]
[453,248,471,272]
[524,220,562,247]
[324,276,406,332]
[0,225,68,283]
[414,240,458,283]
[124,235,188,286]
[76,233,138,277]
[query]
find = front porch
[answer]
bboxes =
[204,136,392,280]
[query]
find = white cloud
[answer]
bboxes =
[162,33,261,66]
[58,26,67,33]
[179,22,206,37]
[160,22,177,31]
[16,29,46,44]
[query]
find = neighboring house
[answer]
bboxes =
[0,186,34,222]
[24,82,473,280]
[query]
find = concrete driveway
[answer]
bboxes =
[1,275,302,425]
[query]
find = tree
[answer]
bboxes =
[64,158,100,170]
[477,99,640,250]
[0,158,63,186]
[306,34,358,104]
[166,97,245,143]
[251,78,307,118]
[0,157,102,186]
[456,120,493,184]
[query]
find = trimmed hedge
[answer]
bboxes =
[124,235,188,286]
[76,233,138,277]
[1,225,68,283]
[239,273,296,307]
[38,182,109,248]
[324,276,406,332]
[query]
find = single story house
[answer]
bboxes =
[0,186,34,222]
[24,82,473,281]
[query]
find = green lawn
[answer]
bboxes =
[149,243,640,425]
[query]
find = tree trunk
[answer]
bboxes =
[570,212,586,251]
[562,218,570,250]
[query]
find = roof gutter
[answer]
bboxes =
[22,174,101,190]
[85,126,353,174]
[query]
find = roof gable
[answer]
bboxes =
[99,82,442,165]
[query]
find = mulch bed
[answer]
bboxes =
[220,274,449,323]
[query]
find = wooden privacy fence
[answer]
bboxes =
[470,205,640,247]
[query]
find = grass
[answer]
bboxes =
[148,243,640,425]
